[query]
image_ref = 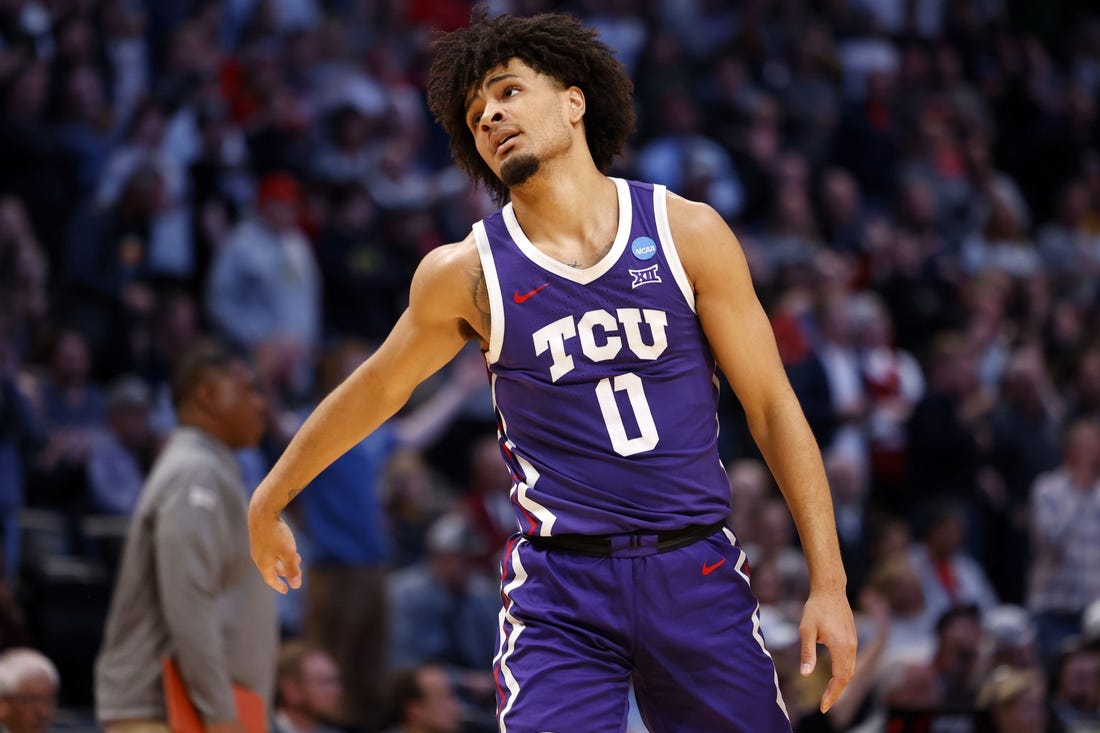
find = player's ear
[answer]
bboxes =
[566,85,585,124]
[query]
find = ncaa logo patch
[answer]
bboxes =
[630,236,657,260]
[629,264,662,288]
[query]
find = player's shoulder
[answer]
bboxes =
[660,189,742,274]
[418,232,480,273]
[411,233,481,292]
[663,189,728,240]
[409,233,489,336]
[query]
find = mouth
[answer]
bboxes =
[495,133,519,156]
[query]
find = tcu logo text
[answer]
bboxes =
[531,308,669,455]
[532,308,669,381]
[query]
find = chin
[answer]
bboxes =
[501,153,540,188]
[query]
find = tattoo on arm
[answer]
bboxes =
[467,260,491,338]
[287,487,300,503]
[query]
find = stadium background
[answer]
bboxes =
[2,0,1100,730]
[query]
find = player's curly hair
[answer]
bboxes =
[426,10,636,203]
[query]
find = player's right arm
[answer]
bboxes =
[247,236,488,593]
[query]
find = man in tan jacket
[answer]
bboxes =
[96,341,276,733]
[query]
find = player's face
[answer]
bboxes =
[465,58,576,189]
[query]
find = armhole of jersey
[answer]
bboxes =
[653,184,696,313]
[472,221,505,365]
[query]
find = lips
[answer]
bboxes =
[493,131,519,155]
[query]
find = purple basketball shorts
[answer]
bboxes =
[492,526,792,733]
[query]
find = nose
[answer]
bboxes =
[479,104,505,131]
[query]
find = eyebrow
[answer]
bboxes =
[464,72,521,114]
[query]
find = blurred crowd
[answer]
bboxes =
[2,0,1100,731]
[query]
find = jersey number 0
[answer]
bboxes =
[595,373,659,456]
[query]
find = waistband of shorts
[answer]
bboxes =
[522,520,726,558]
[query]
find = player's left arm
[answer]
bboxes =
[667,193,857,712]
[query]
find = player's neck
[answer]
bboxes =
[508,166,618,261]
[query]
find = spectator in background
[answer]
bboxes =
[1064,346,1100,423]
[824,445,875,602]
[386,513,498,730]
[931,604,984,709]
[381,664,463,733]
[847,643,944,733]
[0,59,76,263]
[833,62,903,211]
[0,648,59,733]
[814,290,869,464]
[206,172,320,400]
[459,434,516,572]
[365,134,446,215]
[63,163,166,377]
[817,167,870,256]
[976,665,1048,733]
[741,495,810,606]
[763,174,825,285]
[272,641,344,733]
[93,98,194,284]
[871,205,961,358]
[864,554,935,656]
[86,375,155,516]
[907,500,998,625]
[310,103,376,187]
[242,81,315,179]
[905,331,992,526]
[316,184,412,343]
[186,100,251,301]
[95,341,277,733]
[36,329,106,432]
[986,344,1062,603]
[781,25,841,170]
[849,292,924,502]
[635,88,745,220]
[52,62,116,199]
[1037,178,1100,304]
[981,604,1041,673]
[726,458,772,547]
[1046,642,1100,733]
[134,289,202,438]
[0,197,49,355]
[297,343,484,733]
[770,290,836,452]
[30,328,106,511]
[0,328,47,584]
[382,449,457,570]
[961,273,1015,392]
[1027,418,1100,663]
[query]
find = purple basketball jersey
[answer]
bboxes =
[473,178,731,537]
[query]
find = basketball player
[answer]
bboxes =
[248,11,856,732]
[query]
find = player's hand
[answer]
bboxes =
[799,587,857,713]
[247,509,302,594]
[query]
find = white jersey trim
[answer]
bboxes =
[473,220,505,365]
[653,184,697,313]
[492,372,557,536]
[722,527,791,721]
[502,177,633,284]
[494,540,529,733]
